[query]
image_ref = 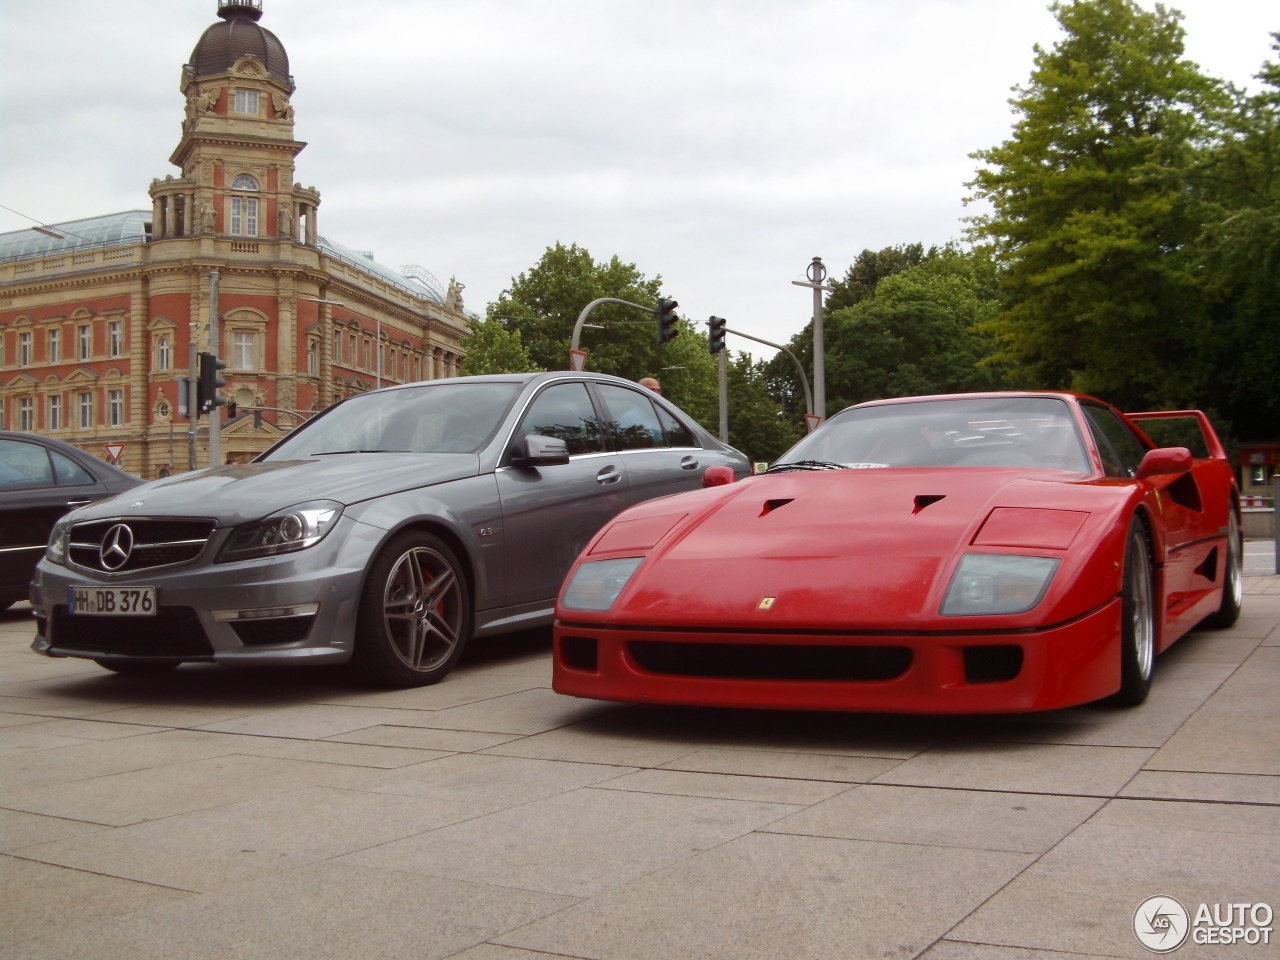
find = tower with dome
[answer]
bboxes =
[0,0,468,474]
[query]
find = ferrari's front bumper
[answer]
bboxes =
[553,598,1123,713]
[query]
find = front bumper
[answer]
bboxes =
[552,599,1123,713]
[29,521,373,667]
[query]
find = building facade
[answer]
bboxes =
[0,0,468,476]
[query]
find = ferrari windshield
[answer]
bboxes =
[775,397,1091,472]
[261,382,522,460]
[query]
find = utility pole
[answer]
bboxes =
[208,270,221,468]
[791,256,834,421]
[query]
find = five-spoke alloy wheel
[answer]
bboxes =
[352,531,471,687]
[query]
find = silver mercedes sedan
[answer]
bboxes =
[30,372,749,686]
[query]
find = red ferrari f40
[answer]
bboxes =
[553,393,1242,713]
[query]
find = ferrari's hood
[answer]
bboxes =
[606,467,1109,630]
[71,454,482,526]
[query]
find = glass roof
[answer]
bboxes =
[0,211,445,306]
[0,211,149,262]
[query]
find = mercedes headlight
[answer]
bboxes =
[45,516,73,566]
[561,557,644,612]
[941,554,1060,616]
[218,500,343,562]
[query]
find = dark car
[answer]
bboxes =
[31,372,749,686]
[0,431,142,610]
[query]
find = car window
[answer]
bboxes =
[655,406,695,447]
[519,383,605,455]
[263,382,520,458]
[596,383,666,450]
[776,396,1089,471]
[0,438,54,489]
[1082,404,1147,477]
[51,450,95,485]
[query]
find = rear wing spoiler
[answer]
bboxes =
[1127,410,1228,461]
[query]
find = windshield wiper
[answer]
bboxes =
[766,459,847,473]
[311,449,409,456]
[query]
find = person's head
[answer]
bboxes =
[639,377,661,394]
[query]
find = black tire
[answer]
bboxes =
[94,660,180,676]
[1202,510,1243,629]
[350,531,471,687]
[1113,519,1156,706]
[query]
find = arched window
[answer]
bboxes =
[229,174,260,236]
[157,336,171,370]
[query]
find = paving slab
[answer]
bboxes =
[591,767,854,806]
[8,785,483,893]
[1,751,383,826]
[0,861,576,960]
[369,752,639,813]
[0,855,192,950]
[764,782,1105,853]
[872,740,1155,796]
[496,831,1033,960]
[949,798,1280,958]
[2,582,1277,960]
[339,786,799,898]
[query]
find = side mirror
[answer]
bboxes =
[702,465,736,488]
[1136,446,1193,480]
[511,434,570,468]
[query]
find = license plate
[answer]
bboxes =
[68,586,157,616]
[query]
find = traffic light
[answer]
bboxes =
[708,316,727,354]
[197,351,228,414]
[656,298,679,344]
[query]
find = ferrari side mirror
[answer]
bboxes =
[1136,446,1193,480]
[702,465,736,488]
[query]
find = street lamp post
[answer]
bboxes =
[791,256,834,420]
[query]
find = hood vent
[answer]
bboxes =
[760,498,795,517]
[912,494,946,514]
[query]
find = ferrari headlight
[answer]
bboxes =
[218,500,343,562]
[561,557,644,612]
[941,554,1060,616]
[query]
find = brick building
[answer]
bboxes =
[0,0,468,476]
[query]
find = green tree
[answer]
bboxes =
[767,246,1006,418]
[1196,35,1280,439]
[823,247,1009,410]
[966,0,1229,409]
[825,243,938,313]
[706,352,806,465]
[480,242,731,431]
[457,315,540,375]
[486,242,665,381]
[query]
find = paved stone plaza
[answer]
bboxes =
[1,576,1277,959]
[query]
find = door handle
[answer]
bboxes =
[680,456,699,471]
[596,465,623,485]
[65,499,92,507]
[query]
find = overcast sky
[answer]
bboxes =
[2,0,1275,358]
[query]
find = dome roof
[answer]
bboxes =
[189,1,291,87]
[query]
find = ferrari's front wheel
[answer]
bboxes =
[350,532,471,688]
[1202,510,1242,629]
[1114,519,1155,706]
